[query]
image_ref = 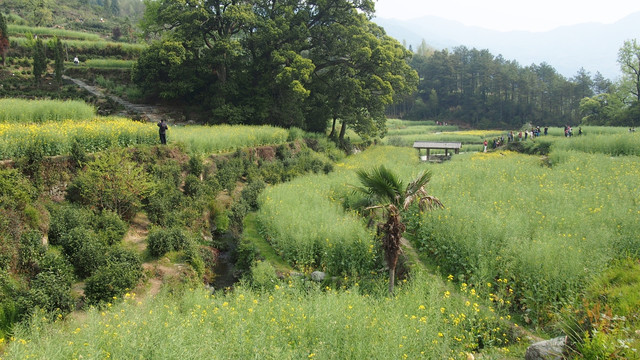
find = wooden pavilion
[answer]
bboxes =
[412,141,462,161]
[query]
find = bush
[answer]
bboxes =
[67,150,152,220]
[150,160,182,187]
[20,271,74,314]
[0,168,37,211]
[16,139,45,190]
[187,155,204,177]
[249,260,278,290]
[215,157,245,192]
[234,237,257,273]
[0,270,21,336]
[94,210,128,245]
[208,201,229,236]
[144,180,184,226]
[183,174,201,197]
[183,239,204,277]
[18,230,45,272]
[84,261,142,306]
[59,227,107,278]
[47,204,92,246]
[147,227,189,258]
[240,179,266,211]
[38,251,75,287]
[69,136,88,169]
[229,200,250,234]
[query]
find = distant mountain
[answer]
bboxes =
[373,12,640,80]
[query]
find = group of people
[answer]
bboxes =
[563,125,582,137]
[482,125,589,152]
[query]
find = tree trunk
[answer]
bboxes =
[388,267,395,294]
[339,120,347,140]
[329,116,337,138]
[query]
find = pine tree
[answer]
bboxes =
[0,12,9,67]
[33,37,48,83]
[111,0,120,16]
[54,37,64,84]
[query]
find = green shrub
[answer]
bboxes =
[0,168,37,211]
[260,160,285,184]
[93,210,128,246]
[147,227,189,258]
[20,271,74,315]
[84,262,142,306]
[58,227,106,278]
[215,157,244,192]
[18,230,45,272]
[183,239,205,277]
[147,227,174,258]
[234,237,257,272]
[0,270,21,336]
[144,180,184,226]
[150,160,182,187]
[84,247,142,305]
[67,150,152,220]
[183,174,201,197]
[249,260,278,290]
[229,200,250,234]
[69,136,88,169]
[17,139,45,189]
[240,179,266,211]
[47,204,92,246]
[187,155,204,177]
[38,251,74,287]
[208,201,229,236]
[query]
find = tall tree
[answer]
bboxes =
[353,166,442,294]
[53,37,64,85]
[28,0,53,27]
[0,12,9,67]
[618,39,640,103]
[32,37,47,84]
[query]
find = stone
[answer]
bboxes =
[525,336,568,360]
[310,271,326,282]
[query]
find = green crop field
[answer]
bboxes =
[169,124,290,155]
[8,24,104,41]
[0,99,96,123]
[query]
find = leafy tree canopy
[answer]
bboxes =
[135,0,415,138]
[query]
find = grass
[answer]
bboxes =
[170,125,290,156]
[0,99,96,123]
[80,59,136,69]
[2,269,518,359]
[256,146,442,275]
[242,213,292,274]
[7,24,104,41]
[409,150,640,324]
[10,38,145,59]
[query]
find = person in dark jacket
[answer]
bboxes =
[158,119,168,145]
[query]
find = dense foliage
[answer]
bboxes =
[403,47,594,128]
[134,0,416,140]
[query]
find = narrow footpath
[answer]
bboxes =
[62,75,166,123]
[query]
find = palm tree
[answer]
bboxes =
[353,165,442,294]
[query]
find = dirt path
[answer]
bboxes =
[62,75,166,123]
[123,212,150,253]
[121,212,184,299]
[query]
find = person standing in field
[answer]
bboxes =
[158,119,168,145]
[483,139,488,152]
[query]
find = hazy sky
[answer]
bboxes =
[374,0,640,32]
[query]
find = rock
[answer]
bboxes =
[525,336,568,360]
[310,271,326,282]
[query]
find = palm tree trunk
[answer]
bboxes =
[389,267,395,294]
